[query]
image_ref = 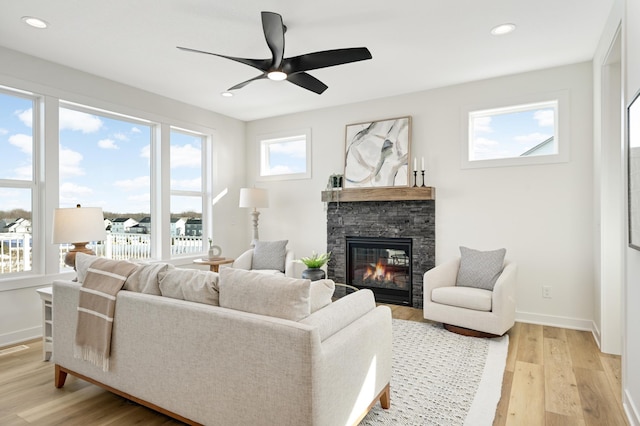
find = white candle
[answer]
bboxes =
[421,157,425,171]
[414,157,417,171]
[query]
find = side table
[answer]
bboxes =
[193,258,235,272]
[36,286,53,361]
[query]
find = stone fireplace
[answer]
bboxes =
[324,188,435,308]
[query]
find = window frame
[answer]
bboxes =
[257,128,312,181]
[461,90,570,169]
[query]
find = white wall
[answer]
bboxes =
[0,46,247,348]
[624,0,640,422]
[246,62,595,329]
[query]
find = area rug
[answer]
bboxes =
[360,319,508,426]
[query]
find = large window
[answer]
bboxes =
[170,128,206,255]
[258,128,311,181]
[463,91,569,168]
[0,88,37,275]
[59,103,152,266]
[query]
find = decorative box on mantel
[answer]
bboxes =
[321,186,435,203]
[324,186,435,309]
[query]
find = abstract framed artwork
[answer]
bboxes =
[628,89,640,250]
[343,116,411,188]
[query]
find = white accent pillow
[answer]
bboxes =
[125,262,174,295]
[158,268,220,306]
[456,246,506,291]
[251,240,288,272]
[75,252,98,283]
[310,279,335,312]
[219,268,310,321]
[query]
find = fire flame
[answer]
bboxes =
[363,259,392,281]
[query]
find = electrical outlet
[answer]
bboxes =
[542,286,552,299]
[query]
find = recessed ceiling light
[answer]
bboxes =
[221,91,234,97]
[491,23,516,36]
[21,16,49,29]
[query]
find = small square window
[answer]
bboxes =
[258,129,311,181]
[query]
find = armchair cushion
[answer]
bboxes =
[432,286,492,311]
[251,240,288,272]
[456,246,506,291]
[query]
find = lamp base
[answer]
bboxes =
[64,243,95,269]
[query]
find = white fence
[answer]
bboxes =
[0,232,204,274]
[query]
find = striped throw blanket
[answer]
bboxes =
[74,257,138,371]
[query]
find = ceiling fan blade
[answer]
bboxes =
[261,11,285,69]
[228,74,267,91]
[177,46,271,72]
[287,72,328,94]
[282,47,372,74]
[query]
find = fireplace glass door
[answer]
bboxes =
[346,236,412,305]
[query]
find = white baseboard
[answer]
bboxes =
[515,310,594,331]
[624,389,640,426]
[0,326,40,349]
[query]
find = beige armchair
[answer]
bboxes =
[423,258,517,336]
[227,247,296,277]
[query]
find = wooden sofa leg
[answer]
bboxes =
[54,364,67,388]
[380,384,391,409]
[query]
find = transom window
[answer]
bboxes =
[463,91,569,168]
[258,129,311,181]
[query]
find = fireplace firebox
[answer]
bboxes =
[346,236,412,306]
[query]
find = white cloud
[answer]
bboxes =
[131,127,142,133]
[170,178,202,191]
[98,138,119,149]
[473,116,493,133]
[59,146,85,178]
[170,144,201,168]
[59,108,103,133]
[114,175,150,191]
[534,109,554,127]
[515,132,552,144]
[0,128,8,135]
[9,134,32,154]
[59,182,94,205]
[266,165,295,175]
[16,109,32,128]
[472,137,499,153]
[113,132,129,141]
[140,144,150,159]
[267,140,306,158]
[13,165,32,180]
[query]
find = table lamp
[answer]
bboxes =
[239,188,269,241]
[52,204,107,268]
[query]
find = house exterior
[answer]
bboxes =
[110,218,138,233]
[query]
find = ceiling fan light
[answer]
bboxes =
[267,71,287,81]
[221,91,234,97]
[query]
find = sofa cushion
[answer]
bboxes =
[432,286,493,311]
[251,240,288,272]
[456,246,506,291]
[75,252,98,282]
[124,262,174,295]
[158,268,220,306]
[219,268,310,321]
[310,279,335,312]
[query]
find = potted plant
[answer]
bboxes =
[300,251,331,281]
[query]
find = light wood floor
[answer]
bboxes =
[0,306,628,425]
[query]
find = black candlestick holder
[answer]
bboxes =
[421,170,426,187]
[413,171,418,187]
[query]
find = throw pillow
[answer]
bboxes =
[310,279,335,312]
[251,239,288,272]
[158,268,220,306]
[124,262,174,295]
[456,246,506,291]
[218,268,310,321]
[75,252,98,283]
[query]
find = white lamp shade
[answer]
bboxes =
[52,206,107,244]
[239,188,269,209]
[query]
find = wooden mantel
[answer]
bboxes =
[321,187,435,203]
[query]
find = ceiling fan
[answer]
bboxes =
[177,11,372,95]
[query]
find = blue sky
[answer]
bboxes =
[262,138,307,176]
[1,92,203,216]
[471,105,555,160]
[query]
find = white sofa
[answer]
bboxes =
[52,263,392,426]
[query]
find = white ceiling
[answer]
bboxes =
[0,0,614,122]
